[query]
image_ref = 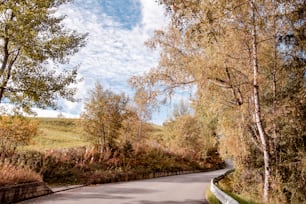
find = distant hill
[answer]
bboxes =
[24,117,90,151]
[24,117,162,151]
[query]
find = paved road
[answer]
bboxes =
[20,168,228,204]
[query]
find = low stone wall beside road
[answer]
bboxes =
[0,182,52,204]
[86,170,209,185]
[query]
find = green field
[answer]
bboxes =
[23,118,164,151]
[24,117,90,151]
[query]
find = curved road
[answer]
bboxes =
[20,168,229,204]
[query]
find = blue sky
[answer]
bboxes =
[33,0,179,124]
[100,0,142,29]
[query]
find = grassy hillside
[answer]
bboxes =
[24,118,163,151]
[24,117,90,151]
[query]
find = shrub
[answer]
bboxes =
[0,116,38,157]
[0,116,38,144]
[0,163,42,186]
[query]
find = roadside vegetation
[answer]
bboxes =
[216,172,257,204]
[0,115,223,186]
[0,116,42,185]
[0,163,42,186]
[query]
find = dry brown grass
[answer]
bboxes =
[0,163,42,186]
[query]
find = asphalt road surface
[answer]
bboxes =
[20,168,228,204]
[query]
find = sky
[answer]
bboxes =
[34,0,176,124]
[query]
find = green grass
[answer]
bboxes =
[36,117,81,132]
[222,190,257,204]
[217,172,257,204]
[205,184,256,204]
[23,117,90,151]
[22,117,162,151]
[205,185,221,204]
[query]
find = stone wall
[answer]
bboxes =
[0,182,52,204]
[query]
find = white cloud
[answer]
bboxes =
[140,0,168,33]
[0,104,78,118]
[33,0,170,123]
[31,109,79,118]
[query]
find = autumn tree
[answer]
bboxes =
[118,106,141,144]
[0,0,87,113]
[0,116,38,156]
[133,88,154,140]
[81,83,129,150]
[162,99,217,158]
[131,0,305,202]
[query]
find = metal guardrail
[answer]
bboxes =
[210,169,239,204]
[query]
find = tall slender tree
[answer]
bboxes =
[133,88,153,140]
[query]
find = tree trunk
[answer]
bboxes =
[138,120,142,140]
[224,65,243,106]
[0,14,15,103]
[250,1,271,202]
[0,52,18,103]
[0,38,10,103]
[272,0,278,164]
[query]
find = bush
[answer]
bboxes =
[0,116,38,157]
[0,163,42,186]
[0,116,38,144]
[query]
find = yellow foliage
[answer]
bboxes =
[0,116,38,145]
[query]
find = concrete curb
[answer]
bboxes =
[52,185,85,193]
[210,169,239,204]
[0,182,52,204]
